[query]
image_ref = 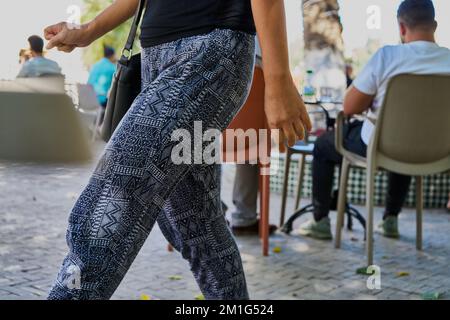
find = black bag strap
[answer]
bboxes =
[119,0,147,65]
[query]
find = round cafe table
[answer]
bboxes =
[278,101,367,235]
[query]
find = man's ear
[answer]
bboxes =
[432,20,438,32]
[399,21,407,37]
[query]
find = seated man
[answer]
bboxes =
[17,35,62,78]
[300,0,450,240]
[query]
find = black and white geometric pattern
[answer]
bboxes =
[48,29,255,300]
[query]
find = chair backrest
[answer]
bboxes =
[371,74,450,173]
[14,76,66,93]
[0,90,92,163]
[76,83,101,111]
[222,66,271,164]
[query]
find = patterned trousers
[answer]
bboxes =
[48,29,256,300]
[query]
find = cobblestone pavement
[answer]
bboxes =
[1,142,449,300]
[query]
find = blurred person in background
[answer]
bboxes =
[345,63,354,88]
[88,45,117,108]
[19,49,31,65]
[299,0,450,241]
[17,35,62,78]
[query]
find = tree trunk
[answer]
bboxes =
[302,0,346,100]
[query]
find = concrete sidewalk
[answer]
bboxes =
[0,142,449,300]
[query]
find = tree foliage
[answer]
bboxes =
[302,0,344,52]
[81,0,141,68]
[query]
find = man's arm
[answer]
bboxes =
[344,47,385,116]
[251,0,312,149]
[343,86,375,116]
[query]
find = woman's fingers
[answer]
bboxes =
[281,118,308,150]
[282,123,297,147]
[47,31,66,50]
[44,22,65,41]
[272,120,307,153]
[276,129,286,153]
[293,120,305,141]
[45,22,76,50]
[57,45,76,53]
[44,26,56,41]
[295,97,312,133]
[300,108,313,133]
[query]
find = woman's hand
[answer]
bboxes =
[44,22,94,52]
[265,76,312,152]
[251,0,312,151]
[44,0,139,53]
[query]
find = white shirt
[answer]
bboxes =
[353,41,450,145]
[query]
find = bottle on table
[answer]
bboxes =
[302,69,316,103]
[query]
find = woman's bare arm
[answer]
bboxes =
[44,0,139,52]
[44,0,311,148]
[251,0,311,149]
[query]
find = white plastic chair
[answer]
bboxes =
[75,83,104,142]
[0,89,91,163]
[334,74,450,266]
[9,76,66,93]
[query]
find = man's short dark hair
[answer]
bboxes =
[28,35,44,53]
[397,0,436,30]
[104,46,115,58]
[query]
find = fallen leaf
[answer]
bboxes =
[140,294,151,300]
[195,294,205,300]
[169,275,183,281]
[273,246,282,253]
[356,267,372,275]
[396,271,410,277]
[421,292,441,300]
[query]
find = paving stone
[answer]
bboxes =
[0,143,449,300]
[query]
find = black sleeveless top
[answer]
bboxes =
[140,0,256,48]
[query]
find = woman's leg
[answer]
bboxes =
[158,165,248,299]
[48,29,255,300]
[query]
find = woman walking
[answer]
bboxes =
[45,0,311,300]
